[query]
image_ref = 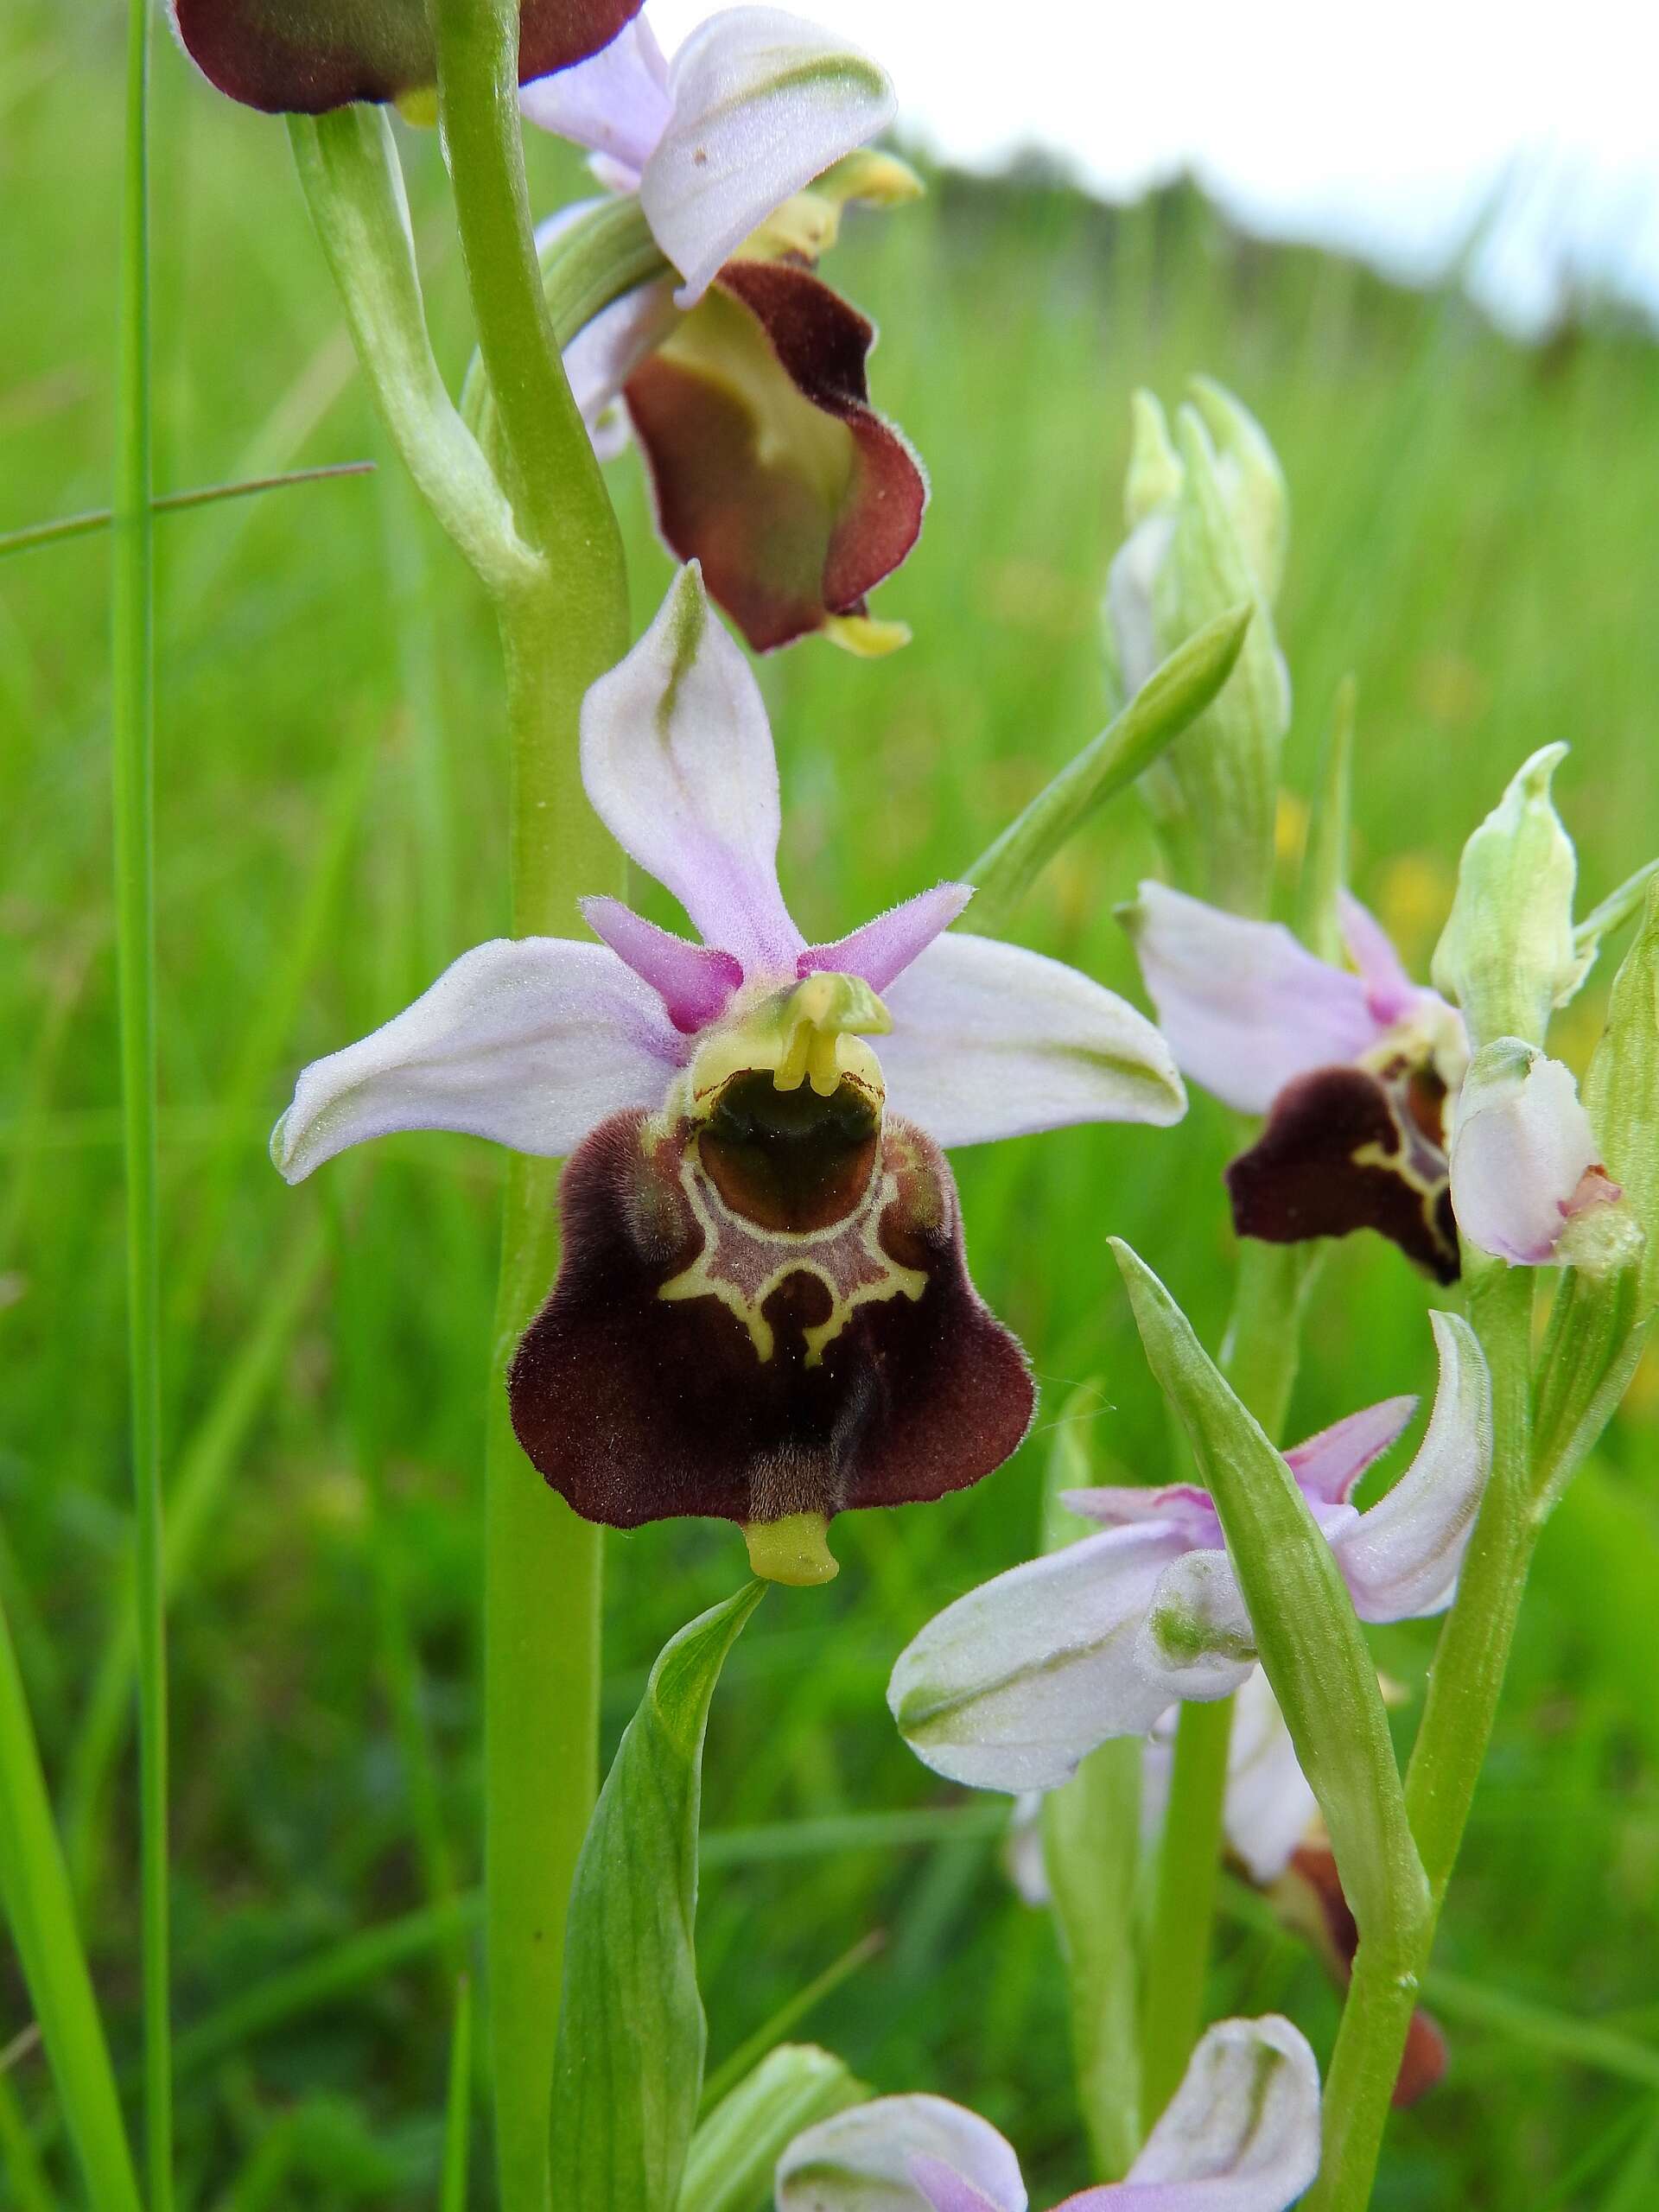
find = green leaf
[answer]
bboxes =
[0,1593,142,2212]
[965,601,1253,934]
[679,2044,867,2212]
[550,1582,767,2212]
[1108,1241,1428,1948]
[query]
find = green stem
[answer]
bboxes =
[1138,1236,1310,2126]
[1306,1263,1536,2212]
[429,6,630,2209]
[1405,1265,1536,1903]
[112,0,170,2201]
[1138,1696,1232,2133]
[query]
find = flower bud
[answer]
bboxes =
[1431,746,1587,1051]
[1103,383,1291,918]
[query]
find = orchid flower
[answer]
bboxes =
[272,567,1185,1577]
[169,0,642,113]
[522,8,927,653]
[1124,880,1619,1280]
[775,2014,1320,2211]
[889,1312,1491,1788]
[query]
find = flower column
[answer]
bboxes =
[430,6,630,2205]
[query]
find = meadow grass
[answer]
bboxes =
[3,4,1659,2203]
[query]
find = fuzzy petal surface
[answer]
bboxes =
[801,883,975,994]
[1127,881,1382,1114]
[270,938,683,1181]
[880,932,1186,1148]
[639,6,894,304]
[580,896,743,1031]
[1283,1395,1418,1504]
[776,2094,1027,2212]
[1330,1312,1492,1621]
[580,563,802,970]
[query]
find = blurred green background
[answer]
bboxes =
[4,3,1659,2205]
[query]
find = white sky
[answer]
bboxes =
[652,0,1659,334]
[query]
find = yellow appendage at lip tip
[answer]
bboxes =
[393,85,439,127]
[743,1513,840,1586]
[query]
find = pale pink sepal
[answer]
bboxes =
[639,6,895,304]
[270,938,685,1183]
[880,931,1186,1148]
[1128,881,1383,1115]
[579,563,804,976]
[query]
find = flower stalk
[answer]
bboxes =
[1306,1262,1535,2211]
[428,4,631,2203]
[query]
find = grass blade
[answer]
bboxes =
[111,0,170,2198]
[0,1592,142,2212]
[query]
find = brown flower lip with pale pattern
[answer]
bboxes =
[168,0,643,113]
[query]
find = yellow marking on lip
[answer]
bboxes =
[658,1141,925,1365]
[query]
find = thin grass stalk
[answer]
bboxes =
[0,1596,142,2212]
[442,1976,475,2212]
[111,0,170,2198]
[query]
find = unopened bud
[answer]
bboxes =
[1431,746,1586,1051]
[1103,381,1291,919]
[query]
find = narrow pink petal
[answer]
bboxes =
[1338,890,1420,1025]
[1126,881,1382,1114]
[580,565,804,974]
[1332,1313,1493,1622]
[801,883,974,992]
[581,896,742,1033]
[519,16,670,175]
[1284,1395,1418,1504]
